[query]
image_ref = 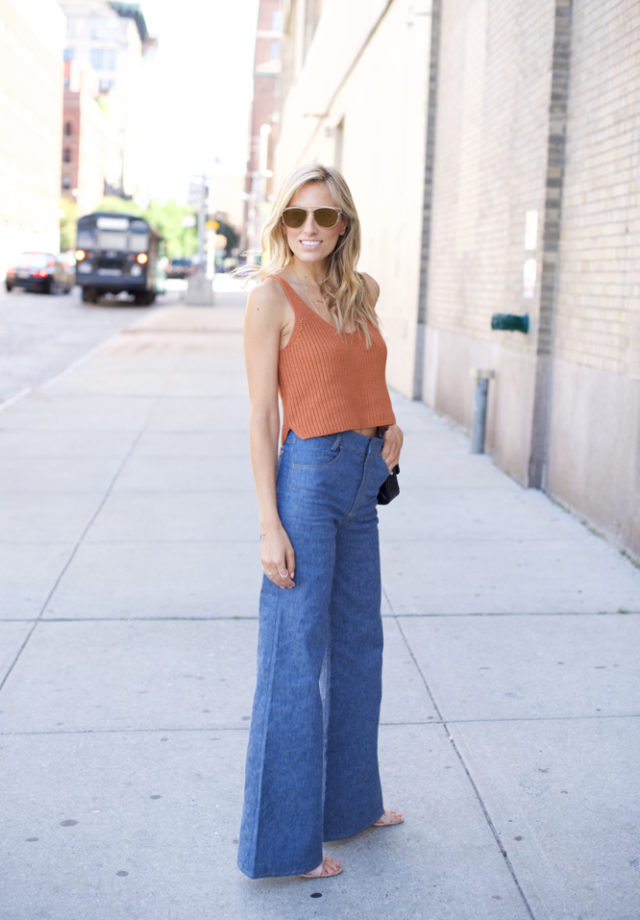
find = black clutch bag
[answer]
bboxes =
[377,465,400,505]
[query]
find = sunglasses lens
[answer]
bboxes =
[282,208,306,228]
[315,208,340,228]
[282,208,341,228]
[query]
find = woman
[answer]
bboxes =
[238,164,403,880]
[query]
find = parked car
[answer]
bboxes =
[165,257,193,280]
[5,251,75,294]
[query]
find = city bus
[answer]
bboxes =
[74,212,165,305]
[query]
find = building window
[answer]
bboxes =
[272,10,283,32]
[63,47,74,61]
[90,17,108,39]
[63,148,71,164]
[64,122,72,136]
[92,16,120,40]
[271,41,279,60]
[62,175,71,190]
[99,78,115,93]
[90,48,117,71]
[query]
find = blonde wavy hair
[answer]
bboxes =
[257,164,379,343]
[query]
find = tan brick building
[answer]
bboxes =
[62,60,113,217]
[0,0,65,271]
[276,0,640,557]
[244,0,283,259]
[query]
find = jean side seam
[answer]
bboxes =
[245,586,283,873]
[321,607,333,836]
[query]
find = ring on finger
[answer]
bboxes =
[277,568,288,577]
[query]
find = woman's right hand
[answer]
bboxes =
[261,525,296,588]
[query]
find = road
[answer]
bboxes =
[0,282,184,406]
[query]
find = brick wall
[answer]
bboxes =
[554,0,640,378]
[423,0,640,553]
[424,0,557,480]
[545,0,640,552]
[427,0,556,343]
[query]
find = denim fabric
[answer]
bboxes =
[238,429,391,878]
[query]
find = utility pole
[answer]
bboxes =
[186,172,214,306]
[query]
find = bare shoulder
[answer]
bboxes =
[245,276,288,327]
[360,272,380,306]
[247,276,287,312]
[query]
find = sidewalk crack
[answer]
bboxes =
[0,387,170,695]
[395,617,538,920]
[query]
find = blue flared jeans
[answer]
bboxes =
[237,429,391,878]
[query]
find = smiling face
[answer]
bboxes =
[282,182,347,269]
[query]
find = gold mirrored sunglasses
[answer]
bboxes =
[281,207,342,229]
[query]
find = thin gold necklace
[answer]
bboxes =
[291,268,332,313]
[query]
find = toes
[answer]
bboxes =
[300,856,342,878]
[373,808,404,826]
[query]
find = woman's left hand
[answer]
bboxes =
[381,423,403,471]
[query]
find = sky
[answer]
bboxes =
[141,0,260,201]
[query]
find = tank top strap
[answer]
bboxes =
[269,274,306,313]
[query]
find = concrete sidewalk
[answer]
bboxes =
[1,277,639,920]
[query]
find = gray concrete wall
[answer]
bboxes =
[424,328,538,485]
[547,362,640,555]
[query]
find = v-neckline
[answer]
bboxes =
[277,276,357,335]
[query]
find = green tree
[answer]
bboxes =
[145,198,198,258]
[59,197,78,251]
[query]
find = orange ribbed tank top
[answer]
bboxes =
[275,276,396,443]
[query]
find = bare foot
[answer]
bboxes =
[372,808,404,827]
[299,856,342,879]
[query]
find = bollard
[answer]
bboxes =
[470,369,495,454]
